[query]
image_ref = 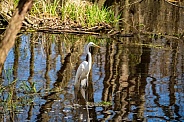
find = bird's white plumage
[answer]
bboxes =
[74,42,100,90]
[74,61,88,88]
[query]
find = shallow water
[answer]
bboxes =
[0,33,184,122]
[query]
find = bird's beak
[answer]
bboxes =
[94,44,100,48]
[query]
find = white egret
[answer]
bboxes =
[74,42,100,90]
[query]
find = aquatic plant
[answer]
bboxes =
[3,68,14,82]
[86,101,112,107]
[20,81,36,93]
[0,79,36,115]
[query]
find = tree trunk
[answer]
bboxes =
[0,0,33,75]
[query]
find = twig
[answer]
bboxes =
[165,0,184,8]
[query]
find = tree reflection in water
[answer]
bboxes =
[1,33,184,122]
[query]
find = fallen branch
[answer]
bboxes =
[37,28,100,35]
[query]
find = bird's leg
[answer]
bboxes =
[85,77,89,102]
[86,77,89,88]
[85,89,88,102]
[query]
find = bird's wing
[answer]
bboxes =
[81,78,88,89]
[74,61,88,86]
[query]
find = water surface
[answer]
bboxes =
[0,33,184,122]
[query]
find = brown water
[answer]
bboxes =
[0,33,184,122]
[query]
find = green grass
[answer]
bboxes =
[14,0,19,8]
[25,0,119,27]
[61,2,119,27]
[30,0,60,17]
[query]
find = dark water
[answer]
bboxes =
[0,33,184,122]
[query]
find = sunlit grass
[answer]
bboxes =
[30,0,60,17]
[61,2,119,27]
[85,5,118,26]
[25,0,119,27]
[14,0,19,8]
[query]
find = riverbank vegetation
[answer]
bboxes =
[0,0,119,34]
[28,0,119,27]
[1,0,183,38]
[60,2,118,27]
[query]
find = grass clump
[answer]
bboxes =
[61,1,119,27]
[85,5,117,26]
[14,0,119,27]
[30,0,60,17]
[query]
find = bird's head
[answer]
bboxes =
[84,42,100,54]
[87,42,100,48]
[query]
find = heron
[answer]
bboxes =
[74,42,100,91]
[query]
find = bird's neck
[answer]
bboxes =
[86,44,92,71]
[87,52,92,71]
